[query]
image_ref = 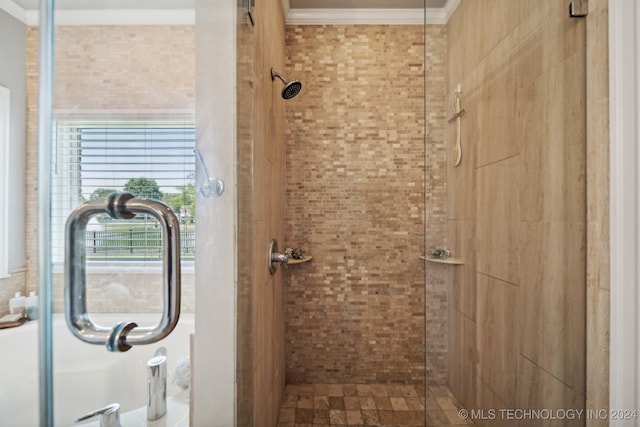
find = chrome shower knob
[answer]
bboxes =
[268,239,288,275]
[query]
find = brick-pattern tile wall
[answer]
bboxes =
[25,26,195,313]
[284,25,448,384]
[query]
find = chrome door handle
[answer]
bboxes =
[64,192,181,352]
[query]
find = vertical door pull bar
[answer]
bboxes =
[64,192,181,352]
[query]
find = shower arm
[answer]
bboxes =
[271,69,287,84]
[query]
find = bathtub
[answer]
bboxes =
[0,313,193,426]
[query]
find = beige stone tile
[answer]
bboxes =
[449,219,476,319]
[544,0,586,70]
[356,384,373,396]
[359,396,376,410]
[518,72,546,223]
[278,407,295,423]
[314,396,329,410]
[282,394,297,408]
[443,408,473,425]
[361,409,381,426]
[343,384,358,396]
[395,410,425,425]
[297,395,313,409]
[544,50,587,223]
[370,383,388,397]
[517,356,584,427]
[328,409,346,425]
[390,397,409,411]
[298,384,314,395]
[378,410,398,425]
[476,273,518,407]
[328,384,344,397]
[295,407,314,424]
[586,97,610,228]
[541,221,586,393]
[328,396,345,410]
[426,408,449,426]
[313,408,329,424]
[346,409,364,425]
[476,65,519,167]
[518,221,544,364]
[400,385,419,398]
[436,396,459,411]
[475,378,519,427]
[476,157,520,284]
[374,396,393,411]
[448,309,476,410]
[405,397,425,410]
[386,384,406,397]
[344,396,361,410]
[313,383,329,395]
[586,286,609,409]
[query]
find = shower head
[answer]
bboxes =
[271,68,302,100]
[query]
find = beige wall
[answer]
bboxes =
[447,0,589,422]
[284,24,447,384]
[0,10,27,317]
[25,25,196,313]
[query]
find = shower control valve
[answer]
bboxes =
[268,239,288,275]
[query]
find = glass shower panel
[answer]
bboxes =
[430,1,587,425]
[46,2,196,424]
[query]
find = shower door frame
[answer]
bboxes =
[608,0,640,420]
[36,0,54,423]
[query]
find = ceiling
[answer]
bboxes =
[289,0,447,8]
[11,0,444,11]
[6,0,453,25]
[11,0,194,10]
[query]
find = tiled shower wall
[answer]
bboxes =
[284,25,448,384]
[446,0,589,422]
[585,0,610,423]
[25,26,196,313]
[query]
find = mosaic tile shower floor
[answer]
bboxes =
[277,382,474,426]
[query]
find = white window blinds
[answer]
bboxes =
[52,119,196,263]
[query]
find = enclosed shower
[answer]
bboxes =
[0,0,610,424]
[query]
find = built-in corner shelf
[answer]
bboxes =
[420,256,465,265]
[287,256,313,265]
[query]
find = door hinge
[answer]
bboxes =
[569,0,588,18]
[245,0,255,26]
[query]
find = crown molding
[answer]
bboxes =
[284,0,462,25]
[5,0,461,27]
[0,0,28,24]
[23,9,194,26]
[286,8,430,25]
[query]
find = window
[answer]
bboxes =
[0,86,9,278]
[52,118,196,263]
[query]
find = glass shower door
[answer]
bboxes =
[36,1,198,425]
